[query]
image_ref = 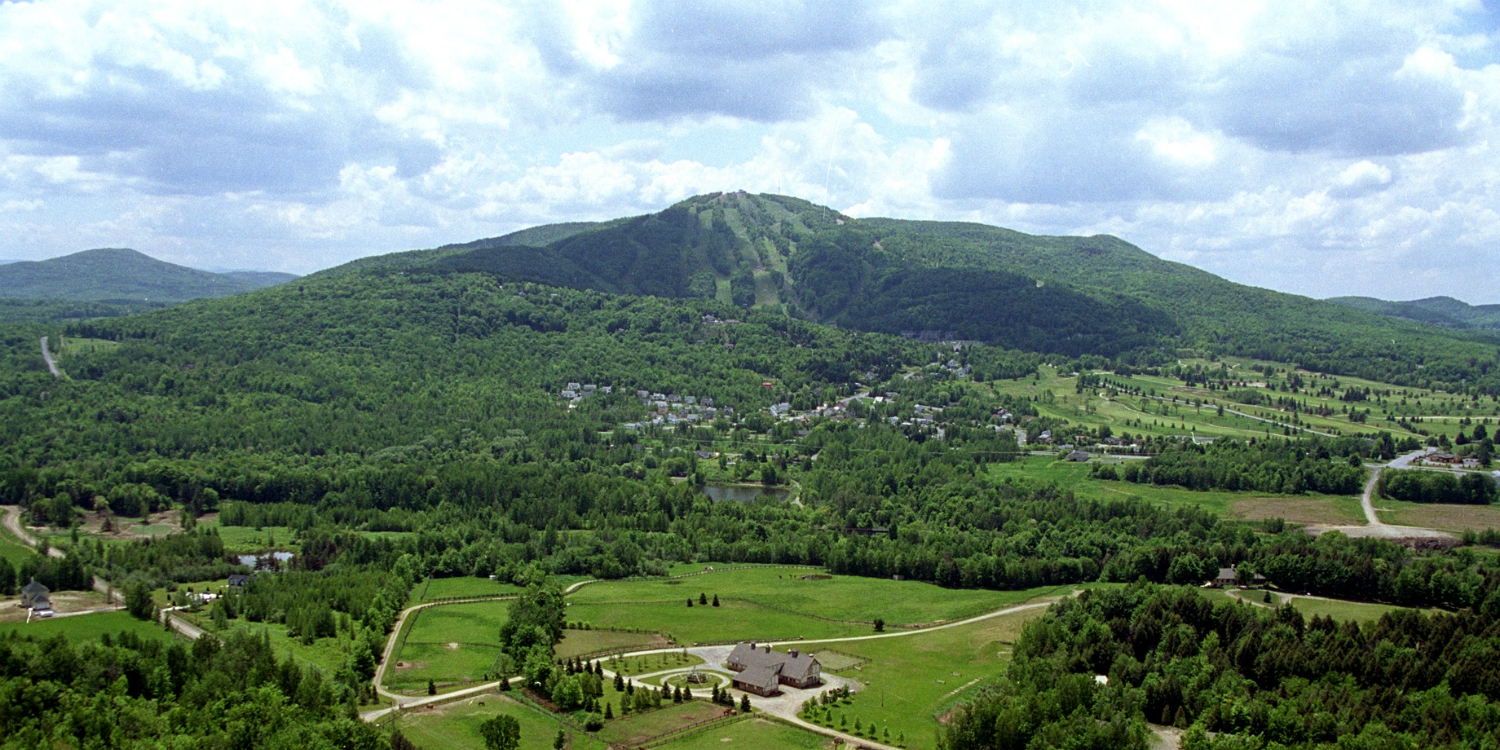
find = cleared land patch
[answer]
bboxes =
[570,566,1053,631]
[391,602,511,691]
[0,610,172,642]
[555,628,669,660]
[1376,500,1500,533]
[800,605,1052,750]
[389,692,606,750]
[1231,495,1365,526]
[414,576,524,602]
[648,717,824,750]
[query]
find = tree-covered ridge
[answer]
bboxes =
[0,248,295,303]
[301,192,1500,393]
[942,583,1500,750]
[1329,295,1500,331]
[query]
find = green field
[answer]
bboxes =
[389,693,606,750]
[414,577,524,602]
[594,700,724,746]
[650,717,825,750]
[569,567,1054,638]
[985,455,1365,526]
[390,602,510,692]
[200,523,300,554]
[555,628,667,660]
[800,605,1053,750]
[1286,596,1430,623]
[602,649,703,677]
[1374,499,1500,533]
[0,611,174,643]
[0,528,38,567]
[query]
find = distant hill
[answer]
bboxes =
[1328,295,1500,330]
[312,192,1499,388]
[0,248,297,303]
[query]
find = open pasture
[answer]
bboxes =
[986,457,1363,526]
[389,692,606,750]
[414,576,524,602]
[0,610,172,642]
[800,604,1054,750]
[1375,499,1500,533]
[570,566,1050,630]
[649,717,824,750]
[594,700,725,747]
[555,627,669,660]
[390,602,510,691]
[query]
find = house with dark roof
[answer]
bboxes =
[725,643,821,696]
[20,578,51,615]
[227,574,252,588]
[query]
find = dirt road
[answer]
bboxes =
[39,336,61,378]
[4,505,202,637]
[1305,450,1454,540]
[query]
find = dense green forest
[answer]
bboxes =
[5,194,1500,749]
[333,192,1500,393]
[941,583,1500,750]
[0,628,388,749]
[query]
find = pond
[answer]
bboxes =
[699,484,792,504]
[237,551,294,568]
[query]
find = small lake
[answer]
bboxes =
[699,484,792,504]
[238,551,294,568]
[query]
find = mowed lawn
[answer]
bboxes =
[569,566,1052,633]
[0,610,173,643]
[802,604,1054,750]
[650,717,825,750]
[391,602,511,692]
[390,693,606,750]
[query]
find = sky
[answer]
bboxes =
[1,1,1499,303]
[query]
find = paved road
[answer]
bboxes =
[39,336,61,378]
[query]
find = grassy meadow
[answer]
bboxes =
[649,718,824,750]
[798,605,1053,750]
[390,601,511,692]
[0,610,173,643]
[568,566,1058,638]
[412,576,524,602]
[389,693,606,750]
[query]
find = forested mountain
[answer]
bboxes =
[1329,295,1500,330]
[321,192,1500,392]
[0,248,296,303]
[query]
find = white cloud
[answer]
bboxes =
[0,0,1495,302]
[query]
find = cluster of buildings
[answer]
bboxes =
[1422,452,1485,469]
[620,390,730,430]
[559,382,614,403]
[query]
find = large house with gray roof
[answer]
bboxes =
[725,642,821,696]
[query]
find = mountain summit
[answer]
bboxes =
[0,248,297,303]
[327,192,1485,372]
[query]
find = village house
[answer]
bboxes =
[725,643,821,696]
[20,578,52,617]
